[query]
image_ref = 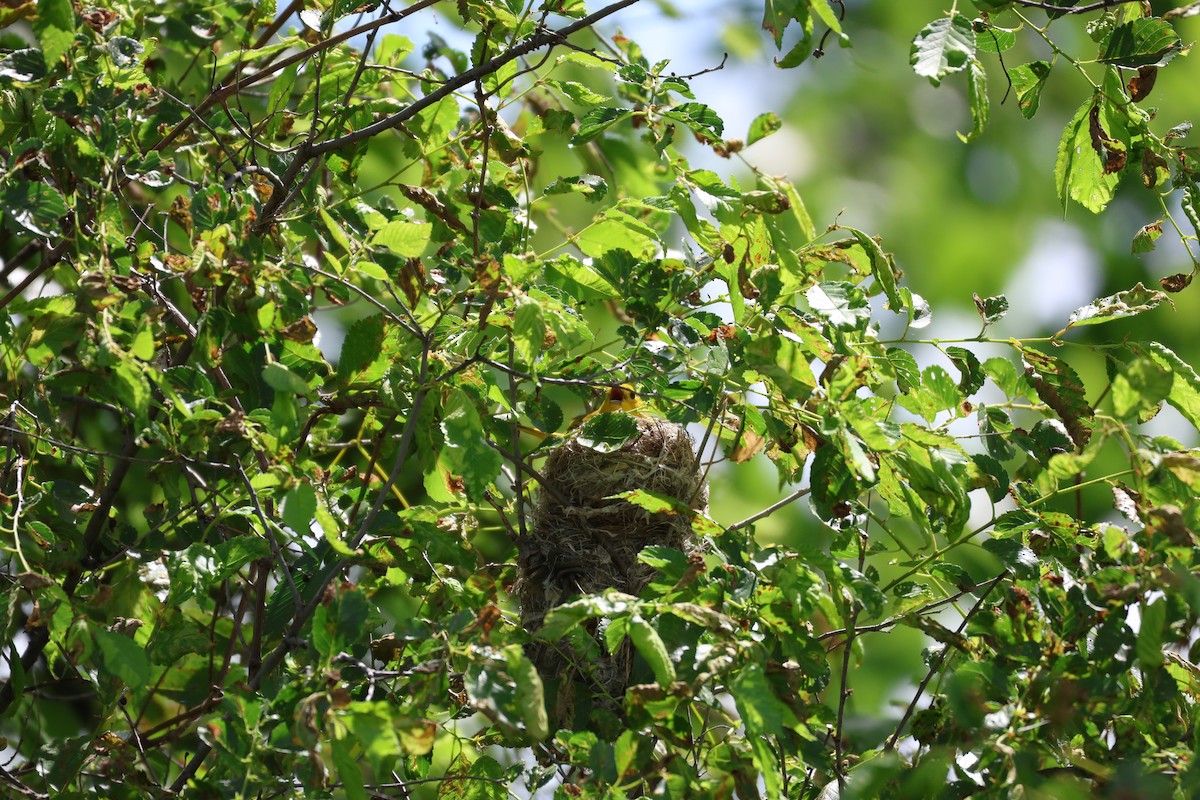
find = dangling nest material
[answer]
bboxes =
[514,415,707,725]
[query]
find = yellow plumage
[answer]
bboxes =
[570,384,644,429]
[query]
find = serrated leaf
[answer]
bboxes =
[731,662,786,737]
[958,59,989,143]
[1100,18,1182,68]
[664,102,724,139]
[371,221,431,258]
[94,629,151,687]
[946,346,986,396]
[911,15,976,86]
[844,227,902,309]
[282,482,317,533]
[337,314,387,383]
[543,174,609,203]
[1019,346,1093,448]
[33,0,74,67]
[1132,221,1164,253]
[982,537,1038,579]
[1112,357,1173,421]
[1056,97,1119,214]
[506,645,549,741]
[263,362,310,396]
[972,293,1008,325]
[1009,61,1051,119]
[806,282,869,328]
[571,107,633,144]
[577,412,639,452]
[1061,282,1168,333]
[887,347,920,393]
[1146,342,1200,432]
[330,737,367,800]
[1,181,68,237]
[0,48,46,82]
[512,294,545,366]
[629,616,675,688]
[615,487,690,515]
[553,79,609,106]
[975,25,1016,53]
[1136,597,1166,668]
[1184,182,1200,240]
[746,111,782,146]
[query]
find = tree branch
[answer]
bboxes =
[253,0,644,230]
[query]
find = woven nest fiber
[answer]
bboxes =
[514,415,707,723]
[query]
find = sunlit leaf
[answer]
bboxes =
[911,14,976,86]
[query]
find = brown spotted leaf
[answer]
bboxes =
[1019,345,1093,448]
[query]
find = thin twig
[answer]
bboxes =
[726,486,811,532]
[884,571,1009,752]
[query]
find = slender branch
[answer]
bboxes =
[727,486,811,532]
[1010,0,1147,13]
[884,572,1008,752]
[253,0,644,230]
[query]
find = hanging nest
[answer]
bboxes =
[514,415,707,727]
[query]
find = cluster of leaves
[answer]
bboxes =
[914,0,1200,288]
[0,1,1198,799]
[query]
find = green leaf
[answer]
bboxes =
[94,629,151,687]
[810,0,844,35]
[1146,343,1200,432]
[512,294,545,366]
[1009,61,1051,119]
[571,107,633,144]
[330,736,368,800]
[33,0,74,67]
[946,346,986,396]
[506,645,549,741]
[731,662,786,737]
[1100,18,1182,68]
[263,362,311,396]
[1112,357,1173,421]
[745,328,818,396]
[337,314,387,384]
[629,616,675,688]
[1184,182,1200,241]
[763,0,802,47]
[553,79,609,106]
[0,48,46,82]
[844,227,903,310]
[443,393,503,501]
[1136,596,1166,669]
[887,348,920,393]
[910,14,976,86]
[746,111,782,146]
[957,59,989,143]
[371,220,431,258]
[1131,221,1164,253]
[1061,282,1169,333]
[214,535,271,581]
[663,102,724,139]
[975,25,1016,53]
[577,412,640,452]
[1,180,68,237]
[981,537,1038,579]
[540,253,619,300]
[806,282,869,328]
[543,174,609,203]
[1019,346,1093,448]
[1055,97,1119,214]
[616,487,691,515]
